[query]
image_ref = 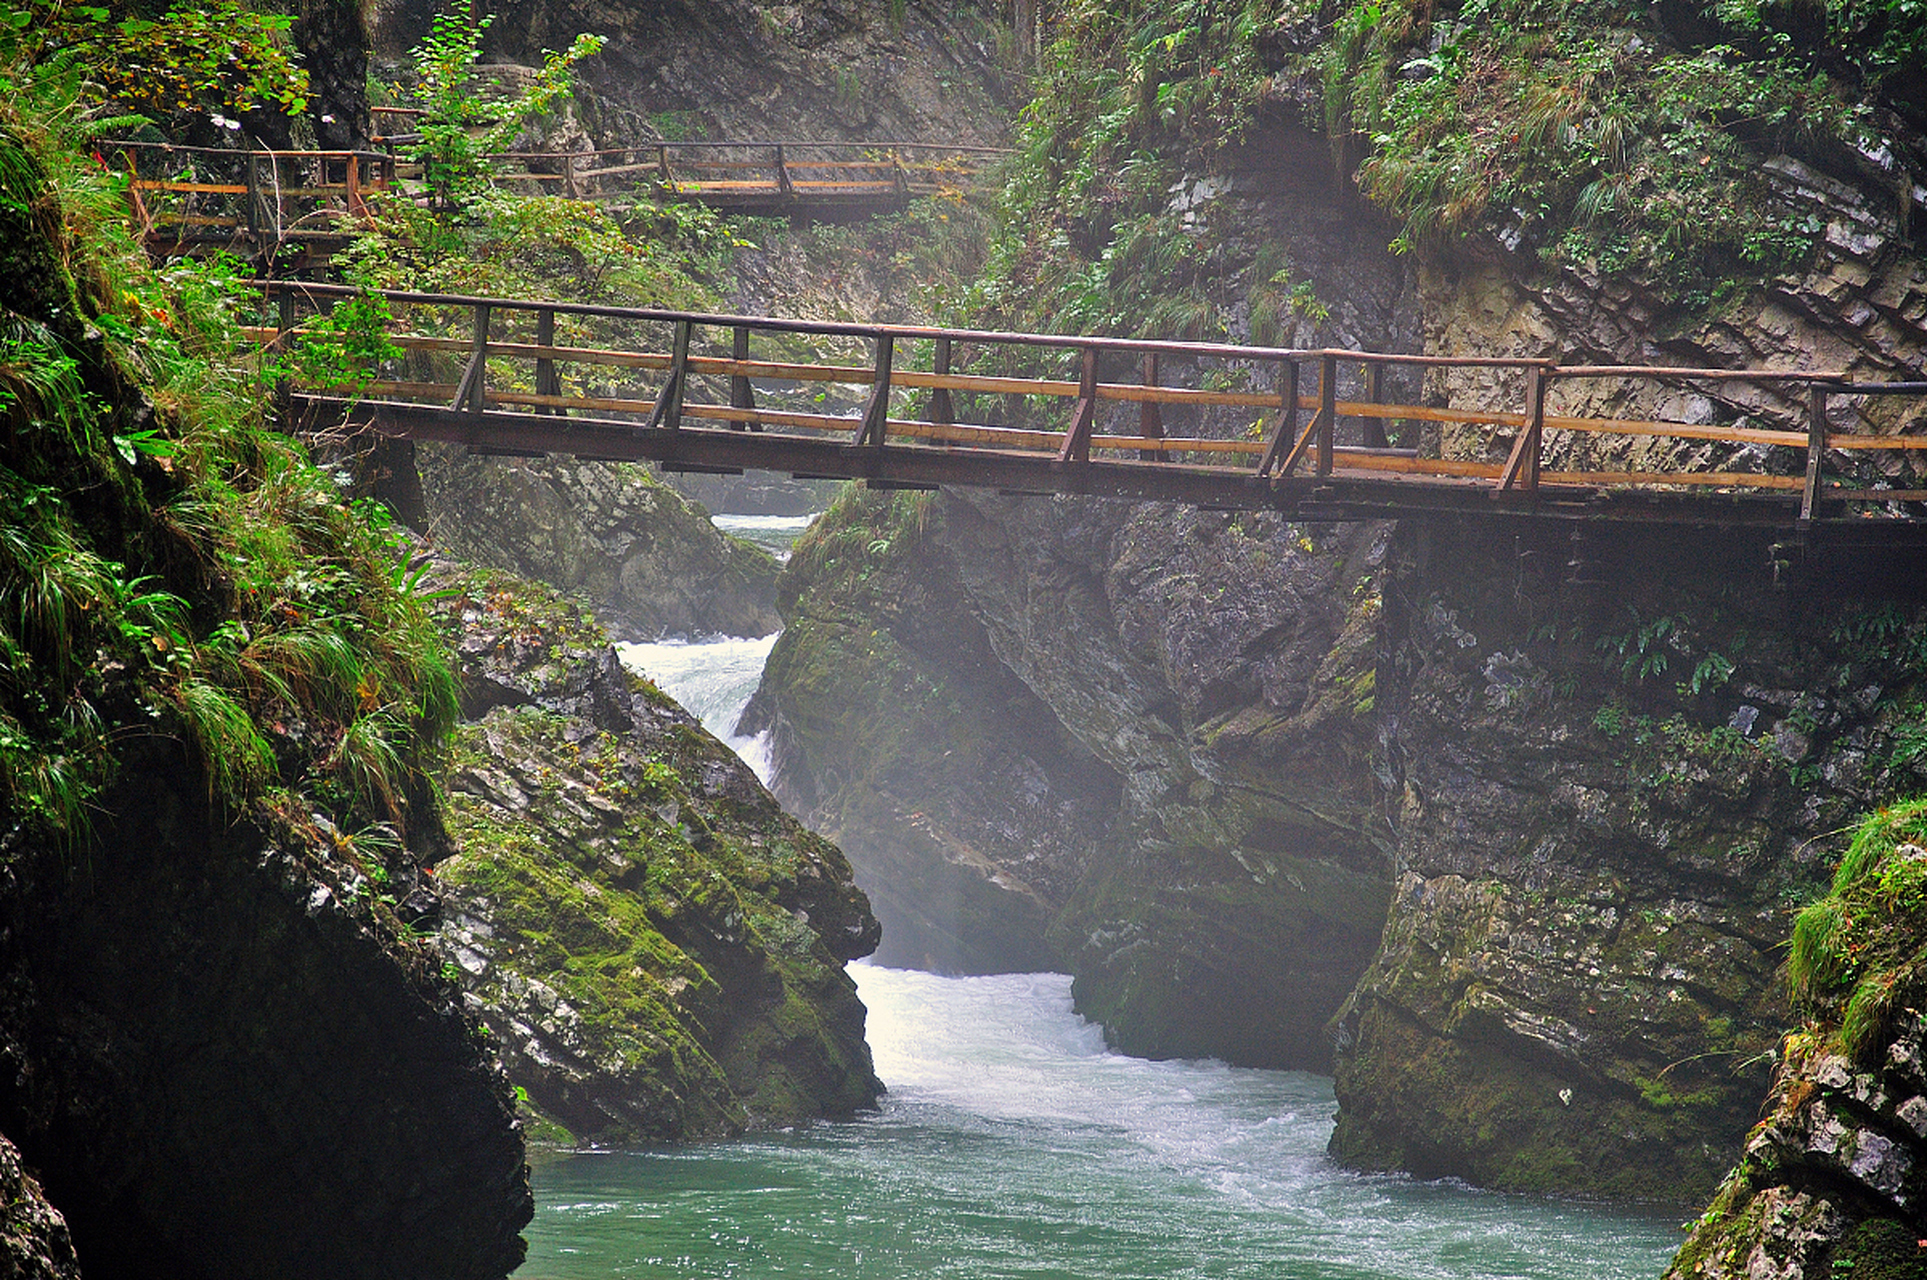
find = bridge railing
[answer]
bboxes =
[480,141,1005,204]
[253,282,1927,519]
[112,141,394,252]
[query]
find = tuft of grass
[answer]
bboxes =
[1786,799,1927,1062]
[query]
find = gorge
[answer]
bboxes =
[1,0,1925,1273]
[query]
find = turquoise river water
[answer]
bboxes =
[538,510,1688,1280]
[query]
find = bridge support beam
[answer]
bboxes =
[929,338,956,443]
[729,325,757,431]
[1801,383,1829,524]
[1498,365,1546,493]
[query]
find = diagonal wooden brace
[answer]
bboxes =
[1057,346,1097,464]
[854,333,894,449]
[450,302,492,415]
[1496,365,1546,492]
[644,320,692,431]
[1257,361,1301,477]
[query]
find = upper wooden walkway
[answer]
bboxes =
[260,282,1927,540]
[112,137,1002,260]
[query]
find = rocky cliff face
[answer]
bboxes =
[422,448,782,640]
[373,0,1014,148]
[1329,521,1927,1202]
[746,485,1394,1069]
[427,562,881,1144]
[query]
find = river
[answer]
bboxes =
[538,510,1685,1280]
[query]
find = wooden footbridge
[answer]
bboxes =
[112,137,1002,261]
[260,282,1927,540]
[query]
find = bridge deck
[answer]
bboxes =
[263,282,1927,541]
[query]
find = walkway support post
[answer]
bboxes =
[1139,352,1164,461]
[729,325,757,431]
[929,337,956,442]
[1363,361,1389,449]
[1801,381,1829,523]
[1058,345,1097,465]
[1258,360,1301,478]
[776,145,794,198]
[645,320,691,431]
[451,302,492,416]
[855,333,894,450]
[1498,365,1546,492]
[535,308,560,416]
[1316,352,1337,476]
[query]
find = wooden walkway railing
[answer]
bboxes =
[483,141,1005,210]
[115,141,395,258]
[112,136,1002,257]
[257,282,1927,534]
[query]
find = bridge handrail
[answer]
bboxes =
[260,280,1561,368]
[258,281,1927,522]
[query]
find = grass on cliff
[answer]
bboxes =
[972,0,1915,339]
[0,58,457,862]
[1786,799,1927,1062]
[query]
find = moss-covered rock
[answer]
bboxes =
[1333,520,1927,1203]
[1669,802,1927,1278]
[421,448,782,641]
[427,563,881,1143]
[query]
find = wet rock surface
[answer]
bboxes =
[427,562,880,1143]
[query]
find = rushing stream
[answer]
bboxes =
[535,509,1685,1280]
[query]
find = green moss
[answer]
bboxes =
[1786,799,1927,1062]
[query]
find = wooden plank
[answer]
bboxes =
[1826,488,1927,501]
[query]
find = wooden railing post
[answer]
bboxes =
[1801,381,1829,523]
[1139,351,1164,461]
[244,152,261,245]
[561,152,578,199]
[1258,360,1303,477]
[1317,353,1337,476]
[775,145,794,198]
[855,333,894,449]
[535,307,560,416]
[1058,345,1097,465]
[1498,364,1546,492]
[928,337,956,443]
[729,324,757,431]
[450,302,492,416]
[658,145,674,189]
[272,287,295,421]
[345,153,364,218]
[892,148,910,194]
[1363,360,1389,448]
[645,320,692,430]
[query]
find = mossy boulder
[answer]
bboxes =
[427,563,881,1143]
